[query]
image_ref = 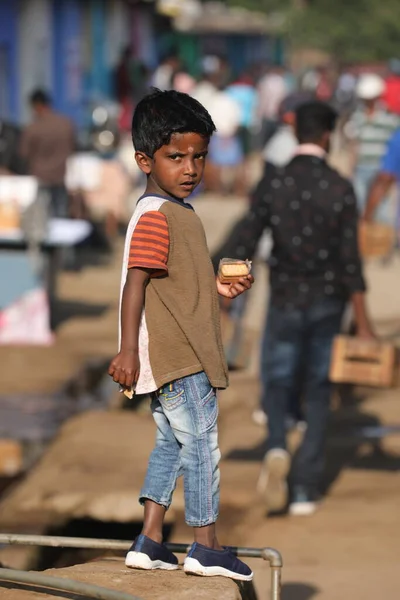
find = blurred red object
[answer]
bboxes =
[383,76,400,115]
[119,98,134,133]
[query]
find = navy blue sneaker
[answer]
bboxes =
[184,543,253,581]
[125,534,178,570]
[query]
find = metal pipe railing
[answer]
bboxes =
[0,533,283,600]
[0,567,142,600]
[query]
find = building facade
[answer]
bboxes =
[0,0,283,127]
[1,0,131,127]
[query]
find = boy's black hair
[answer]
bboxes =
[29,89,51,106]
[295,101,337,144]
[132,88,216,157]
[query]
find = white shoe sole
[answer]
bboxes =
[183,557,253,581]
[258,450,291,511]
[125,551,178,570]
[289,501,318,516]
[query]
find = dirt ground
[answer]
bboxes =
[1,193,400,600]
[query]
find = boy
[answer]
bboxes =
[108,89,253,580]
[217,101,374,516]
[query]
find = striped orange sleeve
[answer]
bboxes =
[128,211,169,274]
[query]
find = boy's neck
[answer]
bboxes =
[144,183,185,204]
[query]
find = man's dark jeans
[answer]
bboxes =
[261,296,344,490]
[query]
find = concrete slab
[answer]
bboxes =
[0,557,256,600]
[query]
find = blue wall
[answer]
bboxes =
[0,1,18,121]
[90,0,110,97]
[52,0,84,125]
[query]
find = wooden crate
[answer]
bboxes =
[330,335,396,388]
[358,221,395,259]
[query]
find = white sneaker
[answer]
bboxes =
[257,449,291,511]
[289,487,319,516]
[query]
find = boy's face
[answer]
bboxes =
[136,132,209,201]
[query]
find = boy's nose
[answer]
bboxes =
[184,160,197,176]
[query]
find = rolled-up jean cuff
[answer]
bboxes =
[185,514,219,527]
[139,494,170,510]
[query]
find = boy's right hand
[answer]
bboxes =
[108,350,140,389]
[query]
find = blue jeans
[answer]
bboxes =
[140,371,220,527]
[261,297,344,489]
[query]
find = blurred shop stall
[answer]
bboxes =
[0,176,91,345]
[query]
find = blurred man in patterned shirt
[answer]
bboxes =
[220,101,374,516]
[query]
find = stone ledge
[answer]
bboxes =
[0,557,257,600]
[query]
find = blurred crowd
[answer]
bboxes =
[1,51,400,244]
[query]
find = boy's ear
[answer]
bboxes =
[135,151,152,174]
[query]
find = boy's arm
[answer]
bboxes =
[108,268,149,389]
[109,209,170,389]
[340,184,374,339]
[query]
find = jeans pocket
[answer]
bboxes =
[198,386,218,434]
[157,379,186,411]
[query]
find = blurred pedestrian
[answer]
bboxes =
[333,69,357,115]
[382,59,400,116]
[218,101,373,516]
[203,87,243,195]
[256,65,288,147]
[115,47,133,103]
[152,53,180,91]
[345,74,399,219]
[191,55,225,111]
[263,92,314,167]
[226,72,258,158]
[364,127,400,236]
[315,66,334,102]
[172,70,196,95]
[20,89,75,218]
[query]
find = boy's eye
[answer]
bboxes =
[169,154,183,161]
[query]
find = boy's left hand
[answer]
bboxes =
[216,274,254,299]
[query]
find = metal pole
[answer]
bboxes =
[270,566,282,600]
[261,547,283,600]
[0,567,142,600]
[0,533,129,551]
[0,534,283,600]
